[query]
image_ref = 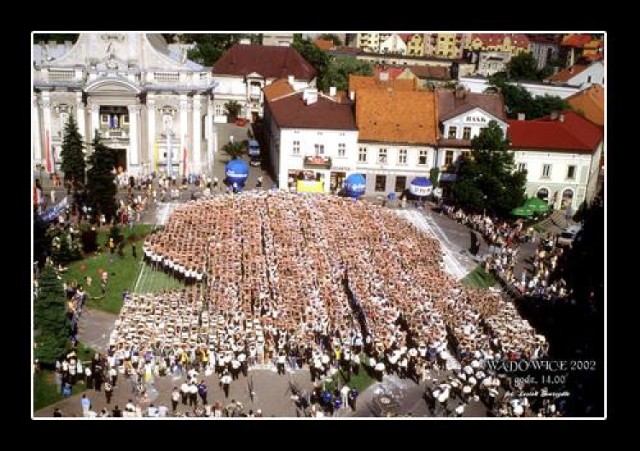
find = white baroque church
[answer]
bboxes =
[33,33,217,177]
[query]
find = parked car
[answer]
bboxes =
[248,140,261,166]
[556,224,582,247]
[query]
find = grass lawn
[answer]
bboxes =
[33,342,94,411]
[63,224,156,314]
[324,361,376,394]
[461,266,497,289]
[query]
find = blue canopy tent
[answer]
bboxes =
[225,159,249,191]
[409,177,433,197]
[344,173,366,199]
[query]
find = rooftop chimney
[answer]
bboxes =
[303,88,318,105]
[349,91,355,101]
[559,113,565,122]
[550,111,559,121]
[287,75,295,87]
[517,112,526,121]
[379,71,389,82]
[329,86,337,97]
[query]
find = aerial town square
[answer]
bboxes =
[32,32,604,418]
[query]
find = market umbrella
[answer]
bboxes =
[510,206,534,217]
[524,196,550,213]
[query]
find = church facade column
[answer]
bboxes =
[33,94,42,166]
[128,104,141,173]
[75,91,86,141]
[192,94,202,174]
[90,103,100,139]
[41,91,53,174]
[179,94,189,177]
[146,94,156,173]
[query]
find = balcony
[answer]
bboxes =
[303,155,332,169]
[100,126,129,139]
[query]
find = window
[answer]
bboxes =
[358,147,367,163]
[395,175,406,192]
[537,187,549,201]
[215,104,223,117]
[338,143,346,157]
[448,126,457,139]
[292,141,300,155]
[375,175,386,192]
[122,114,129,125]
[378,148,387,164]
[314,144,325,155]
[542,164,552,179]
[418,149,428,165]
[587,75,592,83]
[462,127,471,140]
[566,165,576,180]
[398,149,407,164]
[100,114,109,124]
[517,163,527,172]
[445,150,454,166]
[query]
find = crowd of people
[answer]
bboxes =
[125,192,549,414]
[440,205,572,302]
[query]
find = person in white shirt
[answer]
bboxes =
[180,381,189,405]
[188,382,198,407]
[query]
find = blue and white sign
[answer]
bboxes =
[409,177,433,197]
[225,159,249,186]
[344,173,366,198]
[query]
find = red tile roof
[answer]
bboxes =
[546,64,589,83]
[471,33,530,49]
[263,78,295,102]
[356,89,438,145]
[349,74,417,94]
[566,84,604,126]
[313,39,335,51]
[212,44,316,80]
[372,65,406,79]
[437,89,507,123]
[411,65,451,80]
[267,92,356,130]
[507,110,603,153]
[561,34,592,48]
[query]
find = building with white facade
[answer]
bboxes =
[379,34,408,55]
[435,88,508,181]
[262,80,358,193]
[508,110,603,210]
[459,75,581,99]
[33,33,215,177]
[546,60,604,89]
[211,44,316,123]
[354,87,438,196]
[476,51,512,77]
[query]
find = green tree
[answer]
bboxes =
[59,114,86,203]
[34,265,70,365]
[47,225,83,264]
[224,101,242,122]
[222,141,246,160]
[452,121,526,215]
[86,132,117,224]
[292,35,330,90]
[319,33,343,46]
[181,34,245,66]
[33,215,52,268]
[321,56,373,91]
[506,52,542,81]
[488,80,569,120]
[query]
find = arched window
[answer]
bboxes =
[537,187,549,202]
[561,188,574,209]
